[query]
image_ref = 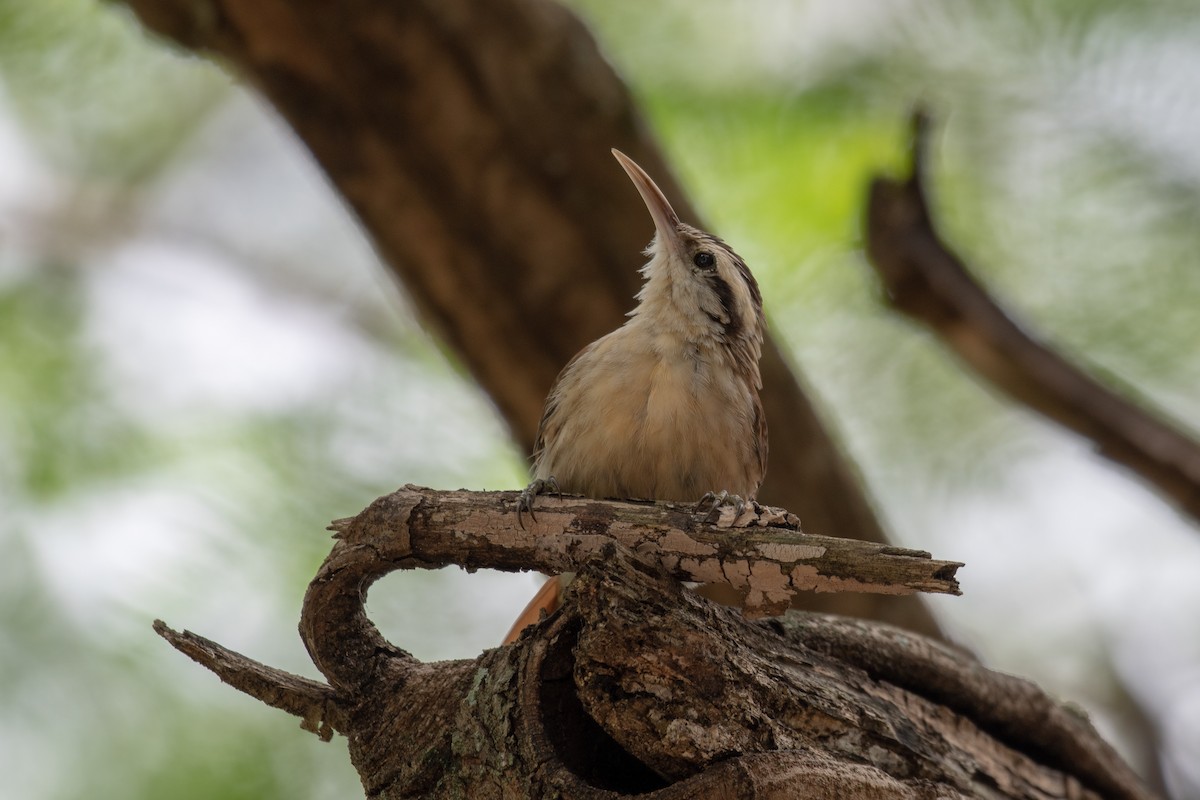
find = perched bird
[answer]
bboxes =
[506,149,767,641]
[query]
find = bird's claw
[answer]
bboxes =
[516,476,561,529]
[696,490,748,522]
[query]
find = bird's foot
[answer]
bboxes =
[696,489,745,517]
[516,476,561,529]
[696,491,758,526]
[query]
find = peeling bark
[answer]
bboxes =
[153,492,1150,799]
[315,486,960,626]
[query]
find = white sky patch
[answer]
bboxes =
[82,241,372,420]
[140,94,413,332]
[24,477,282,639]
[0,90,77,286]
[368,567,545,662]
[0,93,53,214]
[1063,26,1200,184]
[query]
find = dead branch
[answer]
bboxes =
[152,620,342,740]
[866,113,1200,524]
[152,494,1150,799]
[300,486,959,689]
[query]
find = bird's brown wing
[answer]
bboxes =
[751,390,768,499]
[530,342,596,471]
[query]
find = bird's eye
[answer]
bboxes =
[693,251,715,270]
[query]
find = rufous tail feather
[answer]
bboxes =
[502,575,564,644]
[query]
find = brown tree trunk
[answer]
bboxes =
[118,0,943,639]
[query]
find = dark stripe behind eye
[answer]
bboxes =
[708,275,741,337]
[695,231,762,311]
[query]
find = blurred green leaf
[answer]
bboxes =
[0,0,228,181]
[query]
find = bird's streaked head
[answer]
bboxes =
[612,149,763,360]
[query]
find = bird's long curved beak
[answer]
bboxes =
[612,149,683,258]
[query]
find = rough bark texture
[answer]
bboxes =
[116,0,942,639]
[153,489,1150,800]
[318,486,961,620]
[866,114,1200,524]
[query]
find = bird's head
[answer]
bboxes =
[612,149,763,361]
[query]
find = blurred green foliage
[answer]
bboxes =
[0,0,226,179]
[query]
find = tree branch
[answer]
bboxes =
[866,113,1200,524]
[300,486,960,689]
[774,614,1139,800]
[152,619,344,740]
[571,550,1148,800]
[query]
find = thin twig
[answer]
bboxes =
[865,112,1200,524]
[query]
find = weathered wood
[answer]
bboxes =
[153,496,1149,799]
[299,485,960,698]
[116,0,944,639]
[151,620,342,740]
[569,551,1147,800]
[320,485,960,620]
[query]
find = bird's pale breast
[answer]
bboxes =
[534,328,761,502]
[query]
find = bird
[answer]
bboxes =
[505,148,767,642]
